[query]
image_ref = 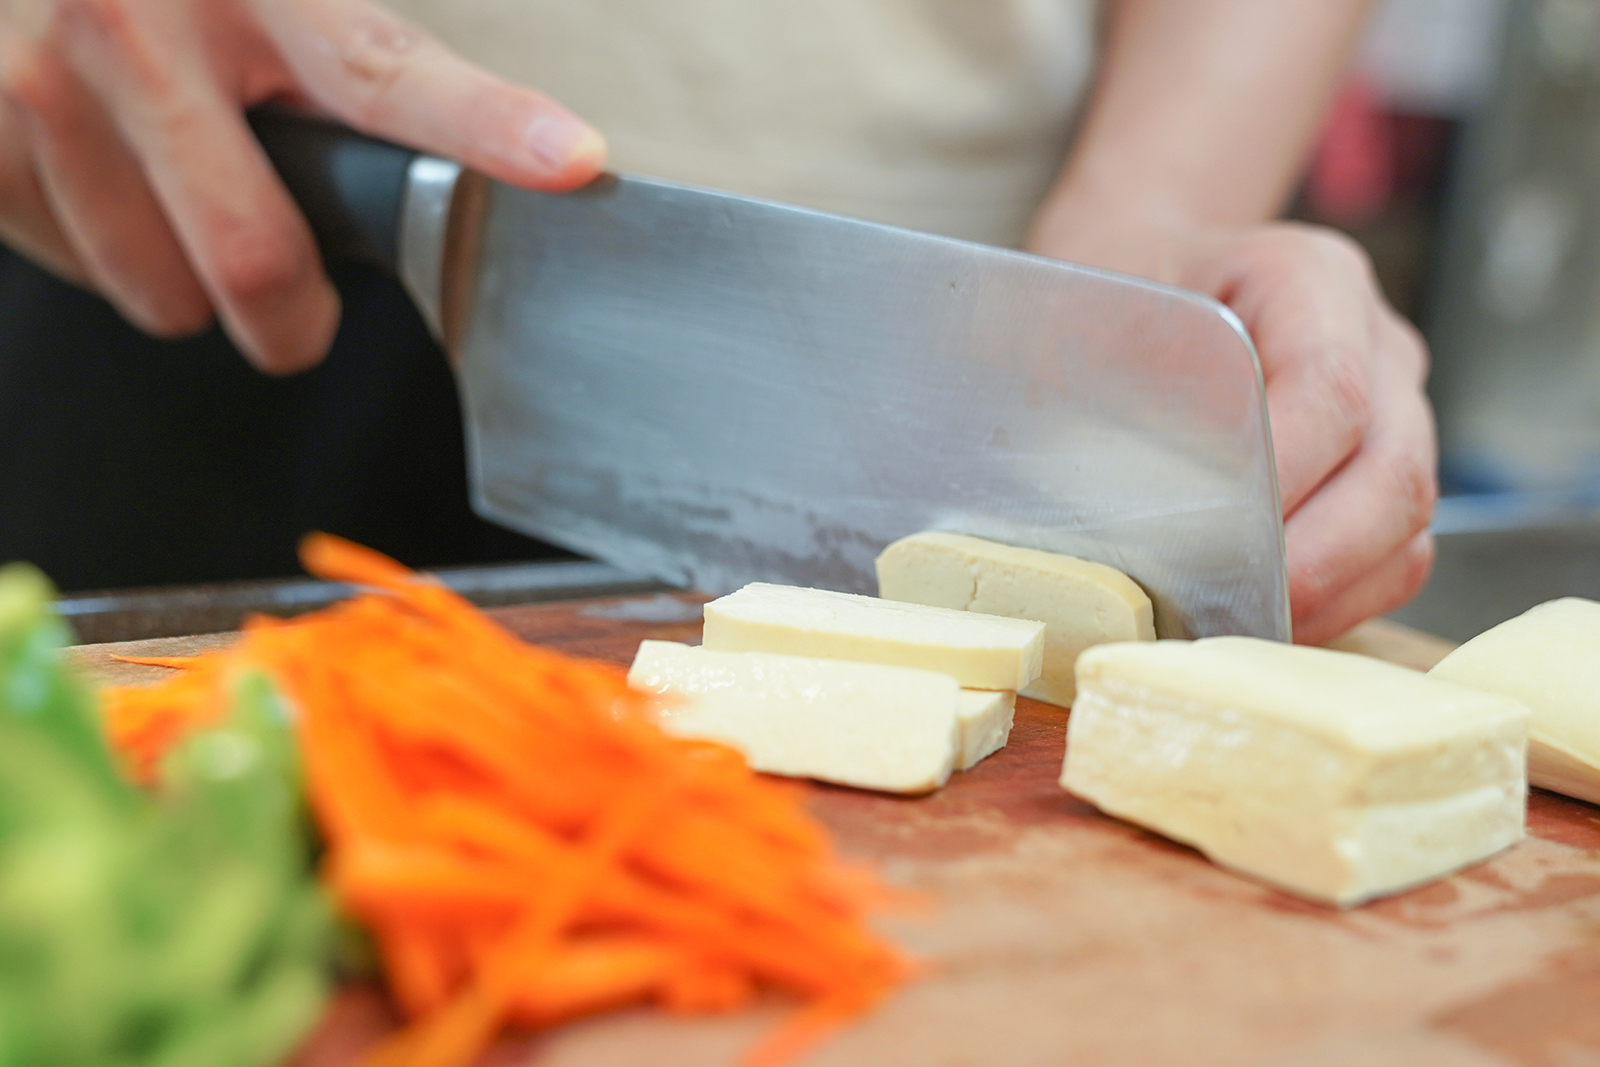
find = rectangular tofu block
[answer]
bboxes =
[627,640,960,794]
[701,583,1044,691]
[1061,638,1529,906]
[875,531,1155,707]
[956,689,1015,770]
[1429,598,1600,805]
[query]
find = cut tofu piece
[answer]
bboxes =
[875,531,1155,707]
[1428,598,1600,806]
[1061,638,1529,906]
[627,640,959,794]
[701,582,1043,691]
[956,689,1015,770]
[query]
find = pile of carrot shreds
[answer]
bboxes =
[100,534,914,1067]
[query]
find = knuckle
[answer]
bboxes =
[329,17,422,126]
[57,0,141,54]
[206,222,317,308]
[1401,533,1436,601]
[60,0,179,101]
[59,0,129,30]
[1257,223,1375,284]
[0,45,66,119]
[1389,312,1431,380]
[1316,228,1371,273]
[1394,445,1439,531]
[1379,433,1439,537]
[1235,224,1304,274]
[1318,346,1372,439]
[1289,558,1337,619]
[1297,223,1373,278]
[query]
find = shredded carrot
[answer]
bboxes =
[99,534,913,1067]
[111,653,209,669]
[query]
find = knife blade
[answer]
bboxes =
[253,109,1289,640]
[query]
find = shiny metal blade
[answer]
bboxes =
[454,174,1289,640]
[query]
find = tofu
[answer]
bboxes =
[1061,638,1529,906]
[701,582,1044,691]
[875,531,1155,707]
[627,640,959,794]
[1428,598,1600,805]
[956,689,1016,770]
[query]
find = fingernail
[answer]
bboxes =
[526,111,605,171]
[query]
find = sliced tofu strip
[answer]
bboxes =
[875,531,1154,707]
[701,583,1043,691]
[955,689,1015,770]
[1062,638,1529,907]
[1429,597,1600,805]
[627,640,960,794]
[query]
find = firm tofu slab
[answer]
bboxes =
[875,531,1155,707]
[627,640,960,794]
[1061,638,1529,907]
[1429,598,1600,806]
[955,689,1015,770]
[701,583,1044,691]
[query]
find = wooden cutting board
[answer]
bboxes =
[71,598,1600,1067]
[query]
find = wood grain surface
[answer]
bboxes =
[70,596,1600,1067]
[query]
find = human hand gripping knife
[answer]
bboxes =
[250,109,1289,640]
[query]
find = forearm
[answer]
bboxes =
[1028,0,1373,269]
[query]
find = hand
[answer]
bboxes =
[0,0,605,373]
[1029,222,1437,644]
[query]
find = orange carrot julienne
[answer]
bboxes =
[98,533,914,1067]
[111,653,210,669]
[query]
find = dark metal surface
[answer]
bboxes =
[55,559,666,644]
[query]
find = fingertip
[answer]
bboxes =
[123,281,214,340]
[522,113,607,190]
[564,127,608,184]
[238,277,342,376]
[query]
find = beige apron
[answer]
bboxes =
[385,0,1100,247]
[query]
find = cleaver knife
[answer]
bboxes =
[252,109,1289,641]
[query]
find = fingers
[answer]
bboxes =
[1,0,603,370]
[0,35,211,335]
[0,92,86,284]
[1292,531,1435,646]
[1281,314,1438,634]
[61,0,339,372]
[1172,223,1437,635]
[1212,226,1419,519]
[256,0,606,191]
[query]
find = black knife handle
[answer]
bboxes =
[249,107,417,272]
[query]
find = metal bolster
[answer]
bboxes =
[397,155,462,345]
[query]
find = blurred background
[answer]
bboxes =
[1293,0,1600,639]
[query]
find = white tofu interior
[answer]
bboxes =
[1061,638,1529,906]
[955,689,1016,770]
[627,640,960,794]
[1429,597,1600,805]
[875,531,1154,707]
[701,582,1043,691]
